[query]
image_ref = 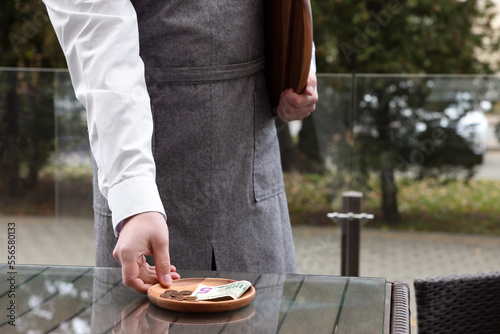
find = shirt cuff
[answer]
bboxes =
[107,176,166,237]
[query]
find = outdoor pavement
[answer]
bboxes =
[1,215,499,332]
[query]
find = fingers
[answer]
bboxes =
[119,254,152,294]
[138,261,160,285]
[150,265,181,281]
[122,271,151,294]
[276,70,318,122]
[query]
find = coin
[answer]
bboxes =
[165,289,178,295]
[160,294,172,299]
[160,289,197,301]
[160,290,178,299]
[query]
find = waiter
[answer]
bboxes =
[43,0,318,294]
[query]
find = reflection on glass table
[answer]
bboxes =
[0,265,409,333]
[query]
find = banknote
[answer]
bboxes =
[190,280,252,301]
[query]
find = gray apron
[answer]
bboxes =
[93,0,297,273]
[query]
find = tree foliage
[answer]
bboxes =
[311,0,500,74]
[0,0,65,68]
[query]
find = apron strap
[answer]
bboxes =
[145,56,265,85]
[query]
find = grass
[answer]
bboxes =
[284,172,500,236]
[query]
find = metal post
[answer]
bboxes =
[341,191,362,277]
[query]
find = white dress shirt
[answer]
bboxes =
[43,0,165,235]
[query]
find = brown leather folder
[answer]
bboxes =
[264,0,313,108]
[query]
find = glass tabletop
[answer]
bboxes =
[0,265,388,333]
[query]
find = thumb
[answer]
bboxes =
[305,85,314,96]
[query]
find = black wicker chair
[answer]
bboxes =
[414,271,500,334]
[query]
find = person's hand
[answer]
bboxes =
[113,212,180,294]
[276,69,318,122]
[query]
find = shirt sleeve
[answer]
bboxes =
[43,0,166,235]
[311,42,317,73]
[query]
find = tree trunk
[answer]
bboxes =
[298,114,325,173]
[276,115,325,174]
[378,103,399,224]
[380,164,399,224]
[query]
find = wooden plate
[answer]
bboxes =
[147,303,255,325]
[147,278,256,313]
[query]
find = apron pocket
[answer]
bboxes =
[253,86,285,201]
